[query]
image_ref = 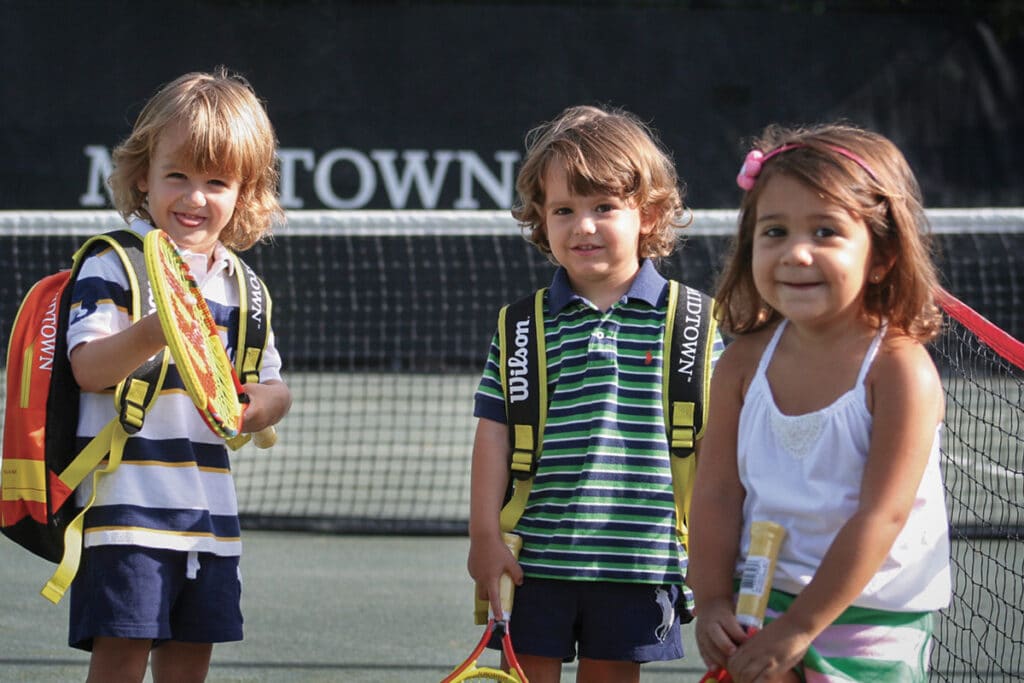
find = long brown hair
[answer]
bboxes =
[716,123,942,342]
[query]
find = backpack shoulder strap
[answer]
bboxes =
[225,252,272,451]
[67,230,168,434]
[230,252,272,385]
[499,288,547,481]
[497,288,546,533]
[663,279,716,458]
[662,279,717,550]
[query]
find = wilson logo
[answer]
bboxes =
[507,318,531,403]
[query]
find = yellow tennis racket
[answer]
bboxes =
[144,229,275,447]
[442,533,528,683]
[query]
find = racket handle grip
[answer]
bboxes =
[498,533,523,620]
[253,426,277,448]
[736,521,786,630]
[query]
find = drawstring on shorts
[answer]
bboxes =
[186,551,200,579]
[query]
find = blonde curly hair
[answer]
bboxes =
[512,105,689,262]
[108,66,283,251]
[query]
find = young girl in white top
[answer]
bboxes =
[688,123,951,683]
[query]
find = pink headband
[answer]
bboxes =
[736,142,878,191]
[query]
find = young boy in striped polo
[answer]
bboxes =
[468,105,724,682]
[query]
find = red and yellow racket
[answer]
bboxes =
[442,533,528,683]
[700,521,787,682]
[144,229,275,448]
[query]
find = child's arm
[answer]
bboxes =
[239,379,292,433]
[69,313,166,392]
[727,338,944,682]
[689,339,753,671]
[467,417,523,620]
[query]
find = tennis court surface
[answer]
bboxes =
[3,532,1019,682]
[2,532,709,682]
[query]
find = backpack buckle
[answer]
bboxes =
[117,378,152,434]
[670,401,696,458]
[510,424,538,480]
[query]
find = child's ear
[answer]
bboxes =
[639,206,656,234]
[869,254,897,284]
[137,176,148,193]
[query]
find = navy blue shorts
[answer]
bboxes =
[493,578,685,663]
[68,545,243,651]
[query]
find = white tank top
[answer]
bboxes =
[736,321,951,611]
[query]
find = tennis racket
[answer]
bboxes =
[144,229,276,448]
[442,533,527,683]
[699,520,787,682]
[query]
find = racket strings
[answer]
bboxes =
[149,232,245,439]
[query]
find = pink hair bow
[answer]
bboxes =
[736,142,877,191]
[736,150,766,191]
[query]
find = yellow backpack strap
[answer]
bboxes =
[99,231,169,434]
[41,230,168,603]
[663,280,717,550]
[497,288,547,534]
[474,289,546,625]
[41,422,130,603]
[232,254,272,385]
[225,253,272,450]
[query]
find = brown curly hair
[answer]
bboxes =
[108,67,283,251]
[715,123,942,342]
[512,105,689,262]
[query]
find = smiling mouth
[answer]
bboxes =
[175,212,206,227]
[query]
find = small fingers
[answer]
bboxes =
[507,558,524,586]
[698,623,737,670]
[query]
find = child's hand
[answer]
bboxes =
[70,313,168,392]
[695,596,747,671]
[467,532,523,620]
[726,617,808,683]
[240,380,291,433]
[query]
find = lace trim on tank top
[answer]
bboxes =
[759,321,886,459]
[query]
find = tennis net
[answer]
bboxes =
[1,209,1022,678]
[0,209,1021,534]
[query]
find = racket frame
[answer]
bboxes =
[443,533,527,682]
[144,229,268,442]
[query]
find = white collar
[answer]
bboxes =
[129,218,236,280]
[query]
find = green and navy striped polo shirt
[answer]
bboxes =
[474,260,724,585]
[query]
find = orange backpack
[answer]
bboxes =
[1,230,166,602]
